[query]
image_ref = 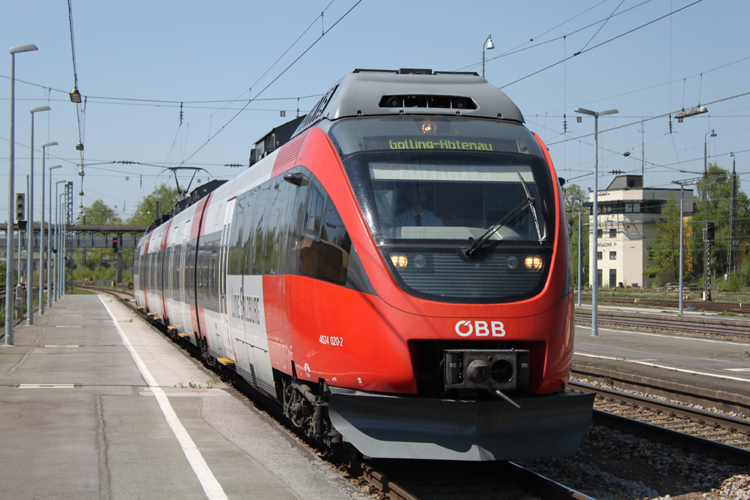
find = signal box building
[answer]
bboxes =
[588,175,693,288]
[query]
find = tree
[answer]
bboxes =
[563,183,590,289]
[80,199,122,225]
[127,184,181,226]
[643,197,681,280]
[687,163,750,281]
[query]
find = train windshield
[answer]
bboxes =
[328,117,557,303]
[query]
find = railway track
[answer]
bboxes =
[575,307,750,338]
[569,380,750,465]
[83,285,595,499]
[591,296,750,314]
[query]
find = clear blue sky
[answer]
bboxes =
[2,0,748,222]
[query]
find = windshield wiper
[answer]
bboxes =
[463,173,543,258]
[464,198,531,258]
[518,173,544,245]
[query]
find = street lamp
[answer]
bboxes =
[39,142,57,315]
[55,181,66,302]
[575,107,619,337]
[6,43,38,346]
[671,179,699,314]
[703,129,717,301]
[26,105,50,325]
[47,165,61,308]
[482,35,495,78]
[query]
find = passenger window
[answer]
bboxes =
[304,182,325,235]
[227,198,245,275]
[315,199,352,286]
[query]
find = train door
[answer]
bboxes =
[219,199,237,361]
[243,183,274,394]
[179,222,190,337]
[167,225,179,325]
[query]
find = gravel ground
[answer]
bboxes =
[517,423,748,499]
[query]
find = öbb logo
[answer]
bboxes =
[454,320,506,337]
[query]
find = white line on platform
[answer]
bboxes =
[577,325,750,347]
[18,384,75,389]
[574,352,750,383]
[725,368,750,372]
[43,345,80,348]
[55,326,81,328]
[99,295,228,500]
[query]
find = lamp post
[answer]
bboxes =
[703,129,717,301]
[26,106,51,325]
[47,165,62,308]
[575,107,619,337]
[671,179,699,314]
[6,44,38,345]
[482,35,494,78]
[55,181,65,302]
[39,142,57,315]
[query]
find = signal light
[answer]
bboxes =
[15,193,25,222]
[112,237,119,250]
[706,222,715,242]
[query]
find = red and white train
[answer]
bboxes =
[134,68,594,461]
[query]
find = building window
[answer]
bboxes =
[597,229,603,238]
[597,251,603,260]
[609,251,616,260]
[609,228,617,238]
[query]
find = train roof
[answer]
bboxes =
[293,68,524,138]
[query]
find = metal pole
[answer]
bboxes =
[679,184,684,315]
[730,153,737,273]
[592,114,599,336]
[703,137,708,300]
[6,51,15,344]
[55,185,64,302]
[703,130,716,301]
[577,200,582,308]
[47,165,61,308]
[27,112,34,324]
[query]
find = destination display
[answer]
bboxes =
[364,136,511,152]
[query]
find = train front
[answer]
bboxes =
[307,74,594,461]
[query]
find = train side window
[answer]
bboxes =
[241,189,259,276]
[264,182,288,275]
[273,180,292,275]
[253,185,272,275]
[228,197,245,275]
[314,198,352,286]
[285,167,310,275]
[299,179,325,278]
[305,181,325,236]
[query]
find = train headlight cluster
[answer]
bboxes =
[524,255,543,271]
[421,121,437,134]
[390,253,408,269]
[506,255,519,270]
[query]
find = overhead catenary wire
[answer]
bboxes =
[499,0,704,90]
[176,0,362,168]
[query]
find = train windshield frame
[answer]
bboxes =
[328,117,558,304]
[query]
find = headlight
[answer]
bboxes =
[390,254,408,269]
[524,255,543,271]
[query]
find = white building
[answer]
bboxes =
[588,175,693,288]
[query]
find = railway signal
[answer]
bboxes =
[706,222,715,242]
[112,237,119,250]
[16,193,26,230]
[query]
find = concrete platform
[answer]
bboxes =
[573,306,750,414]
[0,294,368,500]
